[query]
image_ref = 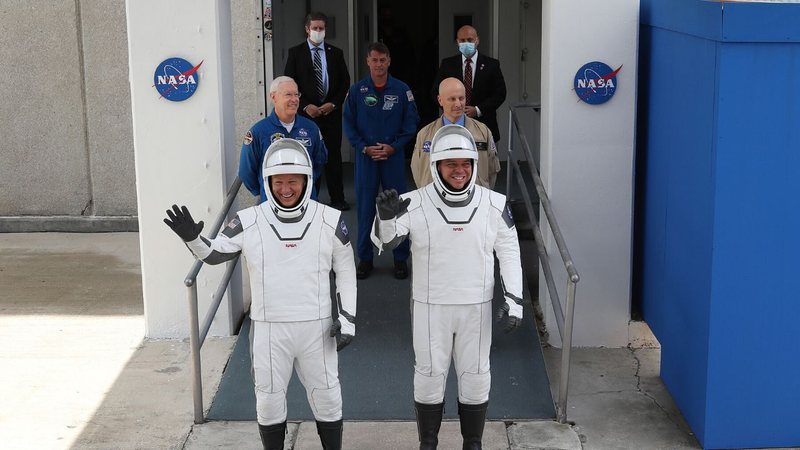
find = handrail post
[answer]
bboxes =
[187,282,204,424]
[506,108,514,199]
[557,279,578,423]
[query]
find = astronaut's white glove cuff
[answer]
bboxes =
[185,237,212,259]
[506,298,523,319]
[339,315,356,337]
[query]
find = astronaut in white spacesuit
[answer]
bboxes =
[372,124,524,450]
[164,138,356,450]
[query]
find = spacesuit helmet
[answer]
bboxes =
[262,138,313,219]
[429,124,479,202]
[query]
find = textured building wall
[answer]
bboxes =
[0,1,91,215]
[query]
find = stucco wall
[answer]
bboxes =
[0,1,92,216]
[0,0,266,226]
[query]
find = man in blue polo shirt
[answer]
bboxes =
[239,76,328,203]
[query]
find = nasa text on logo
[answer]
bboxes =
[573,61,622,105]
[154,57,203,102]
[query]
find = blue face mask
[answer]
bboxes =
[458,42,476,57]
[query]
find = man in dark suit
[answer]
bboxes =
[433,25,507,142]
[285,12,352,211]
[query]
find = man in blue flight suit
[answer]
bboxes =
[343,42,419,279]
[239,76,328,203]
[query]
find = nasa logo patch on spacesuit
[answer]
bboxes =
[423,141,432,153]
[360,85,369,93]
[270,132,285,143]
[335,219,350,244]
[243,131,253,145]
[298,128,308,137]
[503,204,515,228]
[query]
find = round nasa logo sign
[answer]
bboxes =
[573,61,621,105]
[154,57,203,102]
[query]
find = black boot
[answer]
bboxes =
[458,401,488,450]
[258,421,286,450]
[316,419,343,450]
[415,401,444,450]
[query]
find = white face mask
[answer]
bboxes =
[309,30,325,44]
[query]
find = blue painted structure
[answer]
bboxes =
[638,1,800,448]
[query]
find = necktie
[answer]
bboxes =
[313,47,324,102]
[464,57,473,106]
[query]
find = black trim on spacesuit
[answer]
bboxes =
[198,236,240,265]
[502,204,515,229]
[268,222,312,241]
[336,293,356,322]
[434,206,478,225]
[222,215,244,238]
[334,218,350,245]
[500,277,525,305]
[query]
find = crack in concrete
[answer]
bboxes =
[629,348,686,431]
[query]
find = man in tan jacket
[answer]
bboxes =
[411,77,501,189]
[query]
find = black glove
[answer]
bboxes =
[329,318,354,351]
[496,300,523,333]
[376,189,411,220]
[163,204,204,242]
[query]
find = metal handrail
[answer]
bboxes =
[506,104,580,424]
[183,176,244,424]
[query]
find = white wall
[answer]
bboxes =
[540,0,638,347]
[127,0,239,338]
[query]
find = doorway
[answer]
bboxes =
[374,0,438,125]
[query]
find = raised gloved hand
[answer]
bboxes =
[496,298,523,333]
[329,315,355,351]
[376,189,411,221]
[163,204,204,242]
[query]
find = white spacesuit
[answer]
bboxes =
[371,124,524,450]
[165,139,356,450]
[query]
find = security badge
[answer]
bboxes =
[270,132,285,143]
[476,142,488,151]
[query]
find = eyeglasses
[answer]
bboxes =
[279,92,301,99]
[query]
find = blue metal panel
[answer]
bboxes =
[704,42,800,448]
[722,3,800,43]
[639,24,719,444]
[640,0,722,41]
[640,1,800,448]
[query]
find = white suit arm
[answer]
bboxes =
[331,216,357,336]
[185,215,245,265]
[370,207,411,255]
[495,203,524,317]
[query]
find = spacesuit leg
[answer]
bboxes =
[412,302,455,403]
[294,318,342,422]
[251,320,295,445]
[452,302,492,404]
[355,153,380,262]
[452,302,492,450]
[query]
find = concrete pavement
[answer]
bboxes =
[0,232,700,449]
